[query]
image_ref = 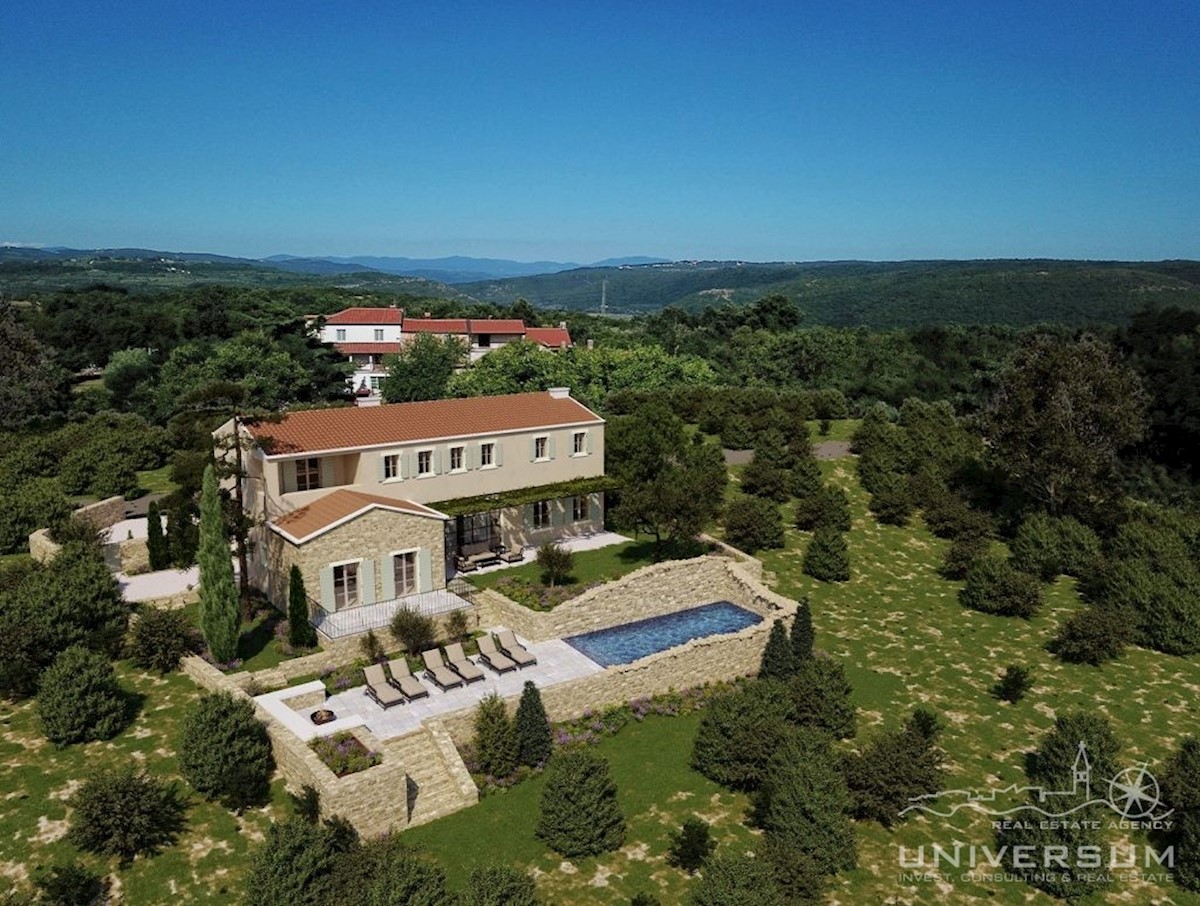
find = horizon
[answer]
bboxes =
[2,1,1197,261]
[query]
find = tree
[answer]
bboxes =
[463,866,539,906]
[692,680,795,790]
[288,564,317,649]
[740,430,792,503]
[802,527,850,582]
[473,693,518,779]
[32,862,105,906]
[959,554,1042,618]
[667,817,716,874]
[794,484,851,532]
[789,455,822,500]
[389,608,436,655]
[993,664,1034,702]
[939,533,989,580]
[198,464,239,663]
[243,816,351,906]
[514,681,552,768]
[687,852,786,906]
[337,835,454,906]
[379,333,466,402]
[179,692,274,809]
[0,302,70,430]
[984,334,1147,517]
[66,765,184,862]
[536,749,626,857]
[1030,711,1121,789]
[758,619,796,680]
[37,646,130,746]
[146,500,170,570]
[868,471,914,526]
[1049,605,1131,665]
[166,495,199,568]
[129,607,194,673]
[723,495,784,553]
[791,598,814,661]
[0,478,71,554]
[535,542,573,588]
[1161,735,1200,814]
[788,657,856,739]
[843,709,944,826]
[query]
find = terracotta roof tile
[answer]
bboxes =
[466,319,526,334]
[270,490,447,544]
[324,307,404,325]
[526,327,573,347]
[246,390,603,456]
[403,318,469,333]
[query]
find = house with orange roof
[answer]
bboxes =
[217,389,606,636]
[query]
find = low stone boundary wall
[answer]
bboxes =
[28,529,61,564]
[75,496,127,531]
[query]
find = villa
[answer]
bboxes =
[218,389,608,635]
[315,306,573,399]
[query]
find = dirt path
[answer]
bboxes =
[723,440,852,465]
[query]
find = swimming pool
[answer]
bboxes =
[563,601,762,667]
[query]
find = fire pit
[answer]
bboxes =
[310,709,337,726]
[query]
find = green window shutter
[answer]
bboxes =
[319,457,335,488]
[495,442,504,466]
[585,431,593,454]
[359,559,376,605]
[417,548,433,593]
[524,503,535,530]
[433,447,443,475]
[381,555,397,600]
[466,444,478,470]
[589,493,602,523]
[550,500,562,527]
[401,452,411,480]
[548,436,556,459]
[377,455,388,482]
[530,438,538,461]
[283,463,297,494]
[318,566,335,611]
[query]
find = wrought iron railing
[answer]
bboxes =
[309,586,474,639]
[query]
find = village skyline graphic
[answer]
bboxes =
[900,742,1175,821]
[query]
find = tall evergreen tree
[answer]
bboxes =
[198,465,239,663]
[473,693,518,779]
[758,619,795,680]
[145,500,169,571]
[536,749,625,857]
[287,565,317,649]
[791,597,814,662]
[802,527,851,582]
[513,681,552,768]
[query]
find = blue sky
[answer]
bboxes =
[1,1,1196,262]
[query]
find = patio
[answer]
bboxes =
[313,584,475,639]
[460,530,629,577]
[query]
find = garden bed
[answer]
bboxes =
[310,731,382,776]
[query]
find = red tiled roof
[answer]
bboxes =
[403,319,469,333]
[526,327,573,348]
[246,390,603,456]
[335,343,404,355]
[323,307,404,325]
[467,319,526,334]
[270,490,446,544]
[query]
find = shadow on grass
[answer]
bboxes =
[236,613,279,663]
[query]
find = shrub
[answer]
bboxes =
[179,691,274,808]
[37,646,130,746]
[536,749,626,857]
[1030,711,1121,789]
[998,801,1110,899]
[687,852,786,906]
[1009,512,1062,581]
[444,607,471,643]
[940,533,989,580]
[129,607,193,673]
[358,629,385,663]
[290,784,321,823]
[869,482,914,526]
[32,862,105,906]
[802,527,850,582]
[463,865,539,906]
[788,657,856,738]
[843,709,944,826]
[1055,516,1102,577]
[514,681,552,768]
[1161,736,1200,812]
[389,608,437,655]
[288,564,317,649]
[723,495,784,553]
[667,816,716,873]
[1174,812,1200,892]
[994,664,1034,702]
[330,835,452,906]
[794,484,851,532]
[0,477,71,554]
[720,414,755,450]
[536,541,574,587]
[67,765,184,861]
[243,816,350,906]
[473,693,518,779]
[146,500,170,571]
[789,456,822,499]
[630,893,662,906]
[758,619,795,680]
[692,680,795,790]
[959,554,1043,618]
[791,598,814,661]
[1049,605,1131,665]
[310,732,382,776]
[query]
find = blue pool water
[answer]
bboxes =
[564,601,762,667]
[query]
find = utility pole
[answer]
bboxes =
[600,279,607,317]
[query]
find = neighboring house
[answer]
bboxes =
[217,389,606,622]
[314,307,573,400]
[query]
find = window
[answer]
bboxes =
[573,495,589,522]
[369,376,382,391]
[480,442,495,467]
[393,551,417,596]
[477,333,491,348]
[534,437,548,460]
[333,562,359,610]
[383,454,400,480]
[374,328,384,341]
[450,446,464,471]
[296,457,321,492]
[533,500,551,530]
[573,431,587,455]
[335,328,346,341]
[417,450,433,476]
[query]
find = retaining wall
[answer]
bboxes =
[28,529,61,564]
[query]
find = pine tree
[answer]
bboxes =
[791,597,814,662]
[513,681,552,768]
[802,527,851,582]
[288,564,317,649]
[536,749,625,857]
[197,464,239,664]
[146,500,169,571]
[758,619,795,680]
[473,693,518,779]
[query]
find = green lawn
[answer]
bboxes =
[405,712,758,904]
[806,417,860,443]
[135,465,180,497]
[179,601,295,673]
[0,665,288,903]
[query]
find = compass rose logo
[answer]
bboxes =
[1107,764,1163,819]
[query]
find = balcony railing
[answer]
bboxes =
[308,580,476,640]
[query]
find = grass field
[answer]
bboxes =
[135,465,180,497]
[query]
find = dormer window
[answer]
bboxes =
[295,457,321,492]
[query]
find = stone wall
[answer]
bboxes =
[118,538,150,575]
[28,529,61,564]
[75,496,127,531]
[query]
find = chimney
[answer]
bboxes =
[559,320,566,329]
[587,339,594,350]
[548,387,570,399]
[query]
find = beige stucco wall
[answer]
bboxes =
[497,492,604,551]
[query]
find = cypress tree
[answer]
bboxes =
[146,500,169,571]
[287,564,317,649]
[473,693,518,779]
[198,464,239,664]
[536,749,625,857]
[513,681,552,768]
[758,619,795,680]
[791,597,814,662]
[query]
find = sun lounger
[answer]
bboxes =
[477,635,519,673]
[386,658,430,700]
[496,630,537,667]
[421,649,465,690]
[443,643,485,684]
[363,664,405,709]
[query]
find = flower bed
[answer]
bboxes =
[310,731,382,776]
[489,576,602,611]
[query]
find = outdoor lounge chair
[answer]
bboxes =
[386,658,430,701]
[443,643,485,684]
[421,649,465,690]
[476,635,518,673]
[363,664,405,709]
[496,630,538,667]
